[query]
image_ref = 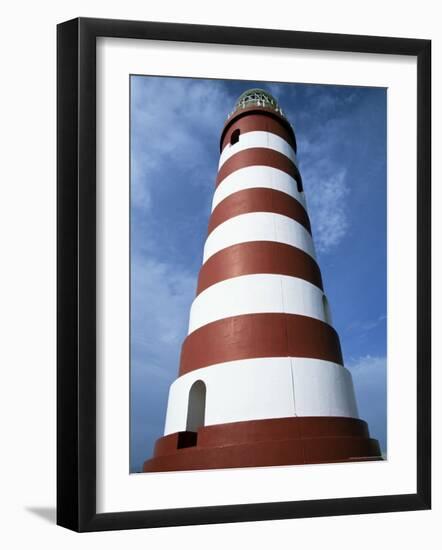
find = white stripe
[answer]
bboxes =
[188,274,327,334]
[203,212,316,263]
[164,358,358,434]
[212,165,306,211]
[218,130,297,169]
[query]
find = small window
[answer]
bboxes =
[296,175,303,193]
[230,129,240,145]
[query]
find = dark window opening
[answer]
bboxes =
[177,431,198,449]
[230,129,240,145]
[296,175,303,193]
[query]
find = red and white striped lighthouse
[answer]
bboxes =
[143,89,382,472]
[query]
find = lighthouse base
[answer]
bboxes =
[143,417,382,473]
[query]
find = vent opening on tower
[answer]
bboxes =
[230,129,240,145]
[186,380,206,433]
[296,174,303,193]
[177,431,198,449]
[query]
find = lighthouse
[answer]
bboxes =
[143,88,382,472]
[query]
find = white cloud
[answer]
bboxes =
[131,253,196,380]
[131,77,232,213]
[280,88,358,255]
[302,162,349,253]
[348,354,386,375]
[280,96,351,254]
[129,77,235,382]
[347,314,387,333]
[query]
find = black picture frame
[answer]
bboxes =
[57,17,431,532]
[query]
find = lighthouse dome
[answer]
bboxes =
[232,88,285,118]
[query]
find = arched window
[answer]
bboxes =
[230,128,240,145]
[186,380,206,432]
[322,295,332,325]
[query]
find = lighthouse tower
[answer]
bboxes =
[143,89,381,472]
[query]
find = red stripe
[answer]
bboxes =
[144,417,381,472]
[221,110,296,152]
[208,188,310,235]
[196,241,323,295]
[216,147,299,188]
[179,313,343,376]
[153,417,370,457]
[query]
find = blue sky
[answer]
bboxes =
[130,76,387,473]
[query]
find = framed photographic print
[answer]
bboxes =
[57,17,431,531]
